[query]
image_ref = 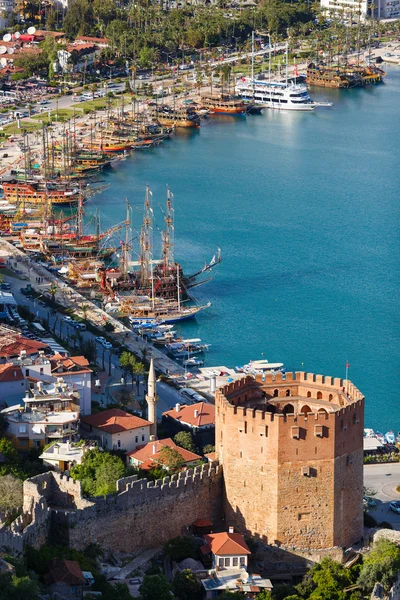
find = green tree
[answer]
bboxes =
[163,536,199,562]
[70,449,127,496]
[255,591,273,600]
[63,0,94,39]
[0,573,40,600]
[202,444,215,455]
[358,539,400,594]
[139,574,173,600]
[156,446,184,473]
[46,8,57,31]
[173,431,196,453]
[80,303,91,320]
[299,558,352,600]
[172,569,202,600]
[0,475,23,522]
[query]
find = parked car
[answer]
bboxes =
[102,341,113,349]
[0,282,11,290]
[389,501,400,514]
[95,336,106,343]
[363,496,377,508]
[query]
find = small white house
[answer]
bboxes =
[201,530,251,571]
[80,408,152,452]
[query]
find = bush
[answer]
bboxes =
[163,536,199,562]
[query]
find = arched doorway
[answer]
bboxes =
[283,403,295,415]
[301,405,312,415]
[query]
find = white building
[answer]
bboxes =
[320,0,372,21]
[80,408,152,452]
[40,441,96,472]
[2,379,80,450]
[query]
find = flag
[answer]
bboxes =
[346,361,350,369]
[294,64,299,77]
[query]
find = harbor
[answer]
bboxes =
[0,50,398,432]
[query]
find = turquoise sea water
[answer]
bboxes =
[88,66,400,433]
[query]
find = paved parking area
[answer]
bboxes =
[364,463,400,530]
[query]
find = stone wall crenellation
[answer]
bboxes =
[0,464,223,554]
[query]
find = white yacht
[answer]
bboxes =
[236,79,329,111]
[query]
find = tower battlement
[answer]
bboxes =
[216,371,364,551]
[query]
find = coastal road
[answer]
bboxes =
[364,463,400,530]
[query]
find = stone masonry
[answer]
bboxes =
[0,465,223,554]
[215,371,364,552]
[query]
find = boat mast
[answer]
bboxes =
[251,30,255,98]
[121,198,131,278]
[285,42,288,86]
[76,191,83,241]
[177,262,181,311]
[162,186,174,275]
[140,186,152,286]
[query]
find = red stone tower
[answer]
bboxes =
[215,371,364,551]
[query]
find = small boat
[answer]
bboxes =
[385,431,396,444]
[183,357,204,368]
[375,431,385,444]
[364,428,376,438]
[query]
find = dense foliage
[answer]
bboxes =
[163,536,200,563]
[172,568,202,600]
[70,448,128,496]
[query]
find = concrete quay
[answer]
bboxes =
[0,239,185,378]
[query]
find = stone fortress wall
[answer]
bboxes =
[216,371,365,552]
[0,464,223,554]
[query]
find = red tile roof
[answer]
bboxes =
[163,402,215,428]
[81,408,151,434]
[76,36,108,44]
[126,438,201,469]
[45,560,85,586]
[51,355,91,373]
[202,533,251,556]
[0,336,48,357]
[0,364,24,383]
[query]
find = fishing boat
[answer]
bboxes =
[200,94,247,115]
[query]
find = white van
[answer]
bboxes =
[75,323,87,331]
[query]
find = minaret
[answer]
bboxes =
[146,357,158,438]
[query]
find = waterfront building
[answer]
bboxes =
[80,408,152,452]
[2,379,80,450]
[44,560,87,598]
[320,0,372,20]
[215,371,365,551]
[320,0,400,19]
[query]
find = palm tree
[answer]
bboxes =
[80,303,91,321]
[49,282,58,305]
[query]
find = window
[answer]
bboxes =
[142,435,145,442]
[19,439,27,447]
[240,557,246,566]
[25,369,29,376]
[40,368,43,374]
[33,440,41,448]
[224,558,230,567]
[218,558,224,568]
[233,557,238,566]
[118,440,121,448]
[135,436,138,443]
[18,425,27,434]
